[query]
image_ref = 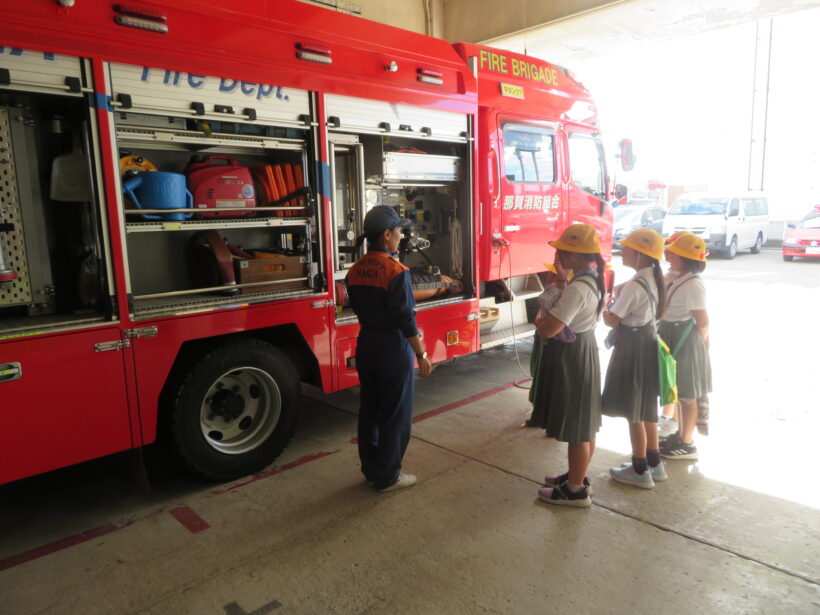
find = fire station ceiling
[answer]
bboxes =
[442,0,820,66]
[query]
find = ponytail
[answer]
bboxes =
[577,252,606,314]
[355,232,382,250]
[593,253,606,315]
[650,259,666,320]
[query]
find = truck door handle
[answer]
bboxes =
[0,362,22,383]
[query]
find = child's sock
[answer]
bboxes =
[566,482,586,493]
[632,456,648,474]
[647,449,661,467]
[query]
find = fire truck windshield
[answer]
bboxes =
[502,124,555,184]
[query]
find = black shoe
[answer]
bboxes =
[537,481,591,508]
[660,442,697,460]
[659,432,681,451]
[543,472,591,491]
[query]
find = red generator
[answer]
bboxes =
[185,155,256,218]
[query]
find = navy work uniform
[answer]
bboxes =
[346,247,419,490]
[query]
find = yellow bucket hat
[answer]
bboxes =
[666,232,709,262]
[664,230,694,246]
[621,228,664,261]
[549,223,601,254]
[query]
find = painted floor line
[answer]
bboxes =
[212,450,341,494]
[412,378,531,423]
[0,451,340,571]
[0,520,135,572]
[169,506,210,534]
[1,380,530,573]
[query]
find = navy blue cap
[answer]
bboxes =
[363,205,411,234]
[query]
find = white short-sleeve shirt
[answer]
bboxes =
[537,284,562,318]
[662,272,706,322]
[548,270,601,333]
[611,266,658,327]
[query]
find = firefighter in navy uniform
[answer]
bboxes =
[346,205,433,492]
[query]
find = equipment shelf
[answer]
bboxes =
[115,126,305,152]
[132,285,317,319]
[124,216,311,233]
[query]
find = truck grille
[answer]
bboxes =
[673,226,707,235]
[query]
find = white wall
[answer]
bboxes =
[297,0,444,37]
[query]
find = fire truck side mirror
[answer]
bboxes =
[619,139,635,172]
[614,183,628,200]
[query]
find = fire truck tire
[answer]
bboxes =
[169,339,300,481]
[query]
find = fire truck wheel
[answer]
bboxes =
[169,339,300,481]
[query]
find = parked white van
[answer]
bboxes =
[662,192,769,259]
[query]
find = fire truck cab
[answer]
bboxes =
[0,1,614,485]
[455,43,613,347]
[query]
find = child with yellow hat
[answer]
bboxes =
[658,232,712,460]
[532,223,606,508]
[657,230,695,438]
[525,263,574,426]
[601,228,668,488]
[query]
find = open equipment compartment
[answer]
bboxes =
[0,53,114,337]
[325,93,474,322]
[108,62,323,319]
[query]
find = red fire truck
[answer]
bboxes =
[0,0,620,484]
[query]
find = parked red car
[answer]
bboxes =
[782,207,820,261]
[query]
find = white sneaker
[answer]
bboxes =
[376,472,417,492]
[658,415,678,438]
[610,464,655,489]
[621,461,668,482]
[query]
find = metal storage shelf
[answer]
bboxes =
[133,285,317,319]
[115,126,305,152]
[125,216,311,233]
[334,294,471,325]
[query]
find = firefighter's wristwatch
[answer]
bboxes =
[416,351,428,360]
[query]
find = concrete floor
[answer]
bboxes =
[1,250,819,614]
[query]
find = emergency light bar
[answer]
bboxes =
[296,43,333,65]
[417,68,443,86]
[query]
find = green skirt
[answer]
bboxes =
[530,330,602,443]
[602,322,659,422]
[659,319,712,400]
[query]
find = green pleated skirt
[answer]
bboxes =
[602,322,659,422]
[658,319,712,400]
[530,330,602,443]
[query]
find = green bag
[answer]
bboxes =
[633,279,695,406]
[658,320,696,405]
[658,338,678,405]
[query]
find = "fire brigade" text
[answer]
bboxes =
[479,49,560,88]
